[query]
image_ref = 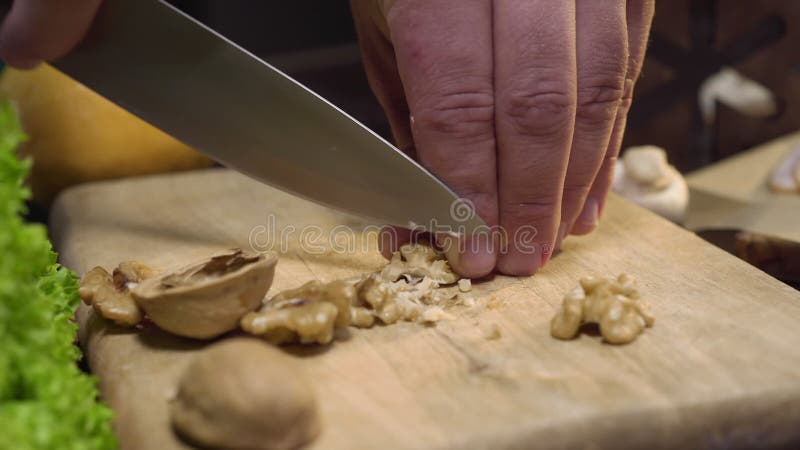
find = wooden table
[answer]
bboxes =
[686,130,800,243]
[51,169,800,450]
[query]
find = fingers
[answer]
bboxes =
[0,0,102,69]
[494,0,577,275]
[582,0,655,223]
[559,0,628,240]
[350,0,415,157]
[384,0,498,278]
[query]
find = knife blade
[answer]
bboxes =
[47,0,486,235]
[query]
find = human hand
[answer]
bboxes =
[0,0,102,69]
[353,0,655,277]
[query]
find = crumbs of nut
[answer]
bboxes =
[242,243,470,346]
[550,274,655,345]
[460,296,476,307]
[484,323,502,340]
[420,306,454,323]
[380,244,458,284]
[79,262,156,326]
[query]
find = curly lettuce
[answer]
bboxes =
[0,100,116,449]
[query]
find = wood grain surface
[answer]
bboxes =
[50,169,800,450]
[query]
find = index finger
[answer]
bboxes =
[384,0,498,277]
[0,0,102,68]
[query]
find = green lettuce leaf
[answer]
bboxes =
[0,100,116,449]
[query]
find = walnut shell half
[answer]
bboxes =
[132,250,277,339]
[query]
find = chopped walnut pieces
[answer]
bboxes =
[80,264,153,327]
[349,306,375,328]
[268,279,354,327]
[380,243,458,284]
[113,261,158,289]
[355,274,425,324]
[242,244,471,345]
[241,277,360,344]
[241,300,339,345]
[551,274,655,345]
[420,306,454,323]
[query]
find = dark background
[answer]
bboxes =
[169,1,391,140]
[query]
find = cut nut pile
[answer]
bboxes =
[242,243,466,345]
[80,244,470,344]
[550,274,655,344]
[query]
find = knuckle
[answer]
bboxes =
[413,88,495,140]
[617,77,636,114]
[0,30,42,62]
[500,82,575,137]
[605,149,620,163]
[561,181,592,205]
[502,197,559,226]
[576,76,625,124]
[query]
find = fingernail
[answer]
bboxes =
[555,222,568,251]
[571,197,599,235]
[541,242,553,266]
[496,248,543,276]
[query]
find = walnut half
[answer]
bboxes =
[551,274,655,344]
[79,262,155,326]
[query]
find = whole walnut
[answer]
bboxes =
[170,338,321,450]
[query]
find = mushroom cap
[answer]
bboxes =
[622,145,670,187]
[133,250,277,339]
[170,338,320,450]
[614,161,689,223]
[769,146,800,193]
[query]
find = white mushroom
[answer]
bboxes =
[769,146,800,193]
[613,145,689,223]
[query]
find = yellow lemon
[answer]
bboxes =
[0,64,212,204]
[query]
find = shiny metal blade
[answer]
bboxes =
[54,0,486,234]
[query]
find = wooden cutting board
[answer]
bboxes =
[50,169,800,450]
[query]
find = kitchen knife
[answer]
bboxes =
[21,0,487,234]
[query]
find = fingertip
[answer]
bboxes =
[2,58,41,70]
[569,197,599,236]
[554,222,568,252]
[0,0,102,68]
[439,234,496,279]
[378,225,411,260]
[496,252,543,277]
[451,250,496,279]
